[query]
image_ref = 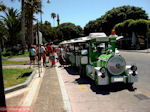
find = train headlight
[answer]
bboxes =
[107,55,126,75]
[100,67,106,73]
[131,65,137,71]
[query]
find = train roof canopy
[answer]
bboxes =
[89,33,107,38]
[60,32,109,44]
[88,32,109,42]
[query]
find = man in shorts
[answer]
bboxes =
[29,45,36,68]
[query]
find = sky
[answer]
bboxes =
[0,0,150,27]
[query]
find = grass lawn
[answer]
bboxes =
[3,68,33,88]
[2,60,28,65]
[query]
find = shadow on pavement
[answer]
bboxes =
[75,77,137,95]
[64,66,79,75]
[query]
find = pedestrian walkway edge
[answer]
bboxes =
[21,67,46,107]
[55,66,72,112]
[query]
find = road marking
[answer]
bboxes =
[77,84,90,91]
[55,63,72,112]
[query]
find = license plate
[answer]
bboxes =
[114,78,123,82]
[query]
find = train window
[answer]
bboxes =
[81,49,88,55]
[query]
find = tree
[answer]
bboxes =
[10,0,26,53]
[0,3,7,49]
[57,22,83,40]
[24,0,41,46]
[57,14,60,26]
[113,19,150,48]
[113,19,135,36]
[0,8,21,47]
[0,20,7,50]
[84,20,98,35]
[84,5,148,35]
[0,2,6,11]
[38,21,52,42]
[51,12,56,27]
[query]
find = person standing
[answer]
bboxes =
[49,52,56,67]
[41,45,46,66]
[29,45,36,68]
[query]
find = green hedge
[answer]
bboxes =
[113,19,150,36]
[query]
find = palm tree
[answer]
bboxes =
[0,8,21,46]
[57,14,60,26]
[0,20,7,50]
[24,0,41,46]
[51,12,56,27]
[10,0,26,53]
[0,3,6,11]
[0,3,7,45]
[11,0,41,46]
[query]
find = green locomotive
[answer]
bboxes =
[60,32,138,86]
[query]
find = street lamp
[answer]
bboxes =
[21,0,26,54]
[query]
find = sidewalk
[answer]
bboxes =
[32,67,65,112]
[120,48,150,53]
[4,56,66,111]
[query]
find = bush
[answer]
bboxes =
[114,19,149,36]
[2,51,13,57]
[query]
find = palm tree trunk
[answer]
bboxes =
[53,18,55,27]
[21,0,26,53]
[29,9,34,45]
[26,6,34,46]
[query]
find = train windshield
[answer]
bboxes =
[95,42,112,54]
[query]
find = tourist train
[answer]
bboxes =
[59,32,138,86]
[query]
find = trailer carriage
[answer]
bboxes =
[59,32,138,86]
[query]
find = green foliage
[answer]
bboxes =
[113,19,150,36]
[0,20,7,41]
[51,12,56,19]
[114,19,135,36]
[0,2,6,11]
[38,22,83,42]
[57,22,83,40]
[0,8,21,46]
[129,19,149,34]
[84,5,148,35]
[37,21,63,42]
[2,45,28,57]
[24,0,41,45]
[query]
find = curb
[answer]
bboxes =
[55,63,72,112]
[5,70,37,94]
[120,50,150,53]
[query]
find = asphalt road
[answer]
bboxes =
[58,51,150,112]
